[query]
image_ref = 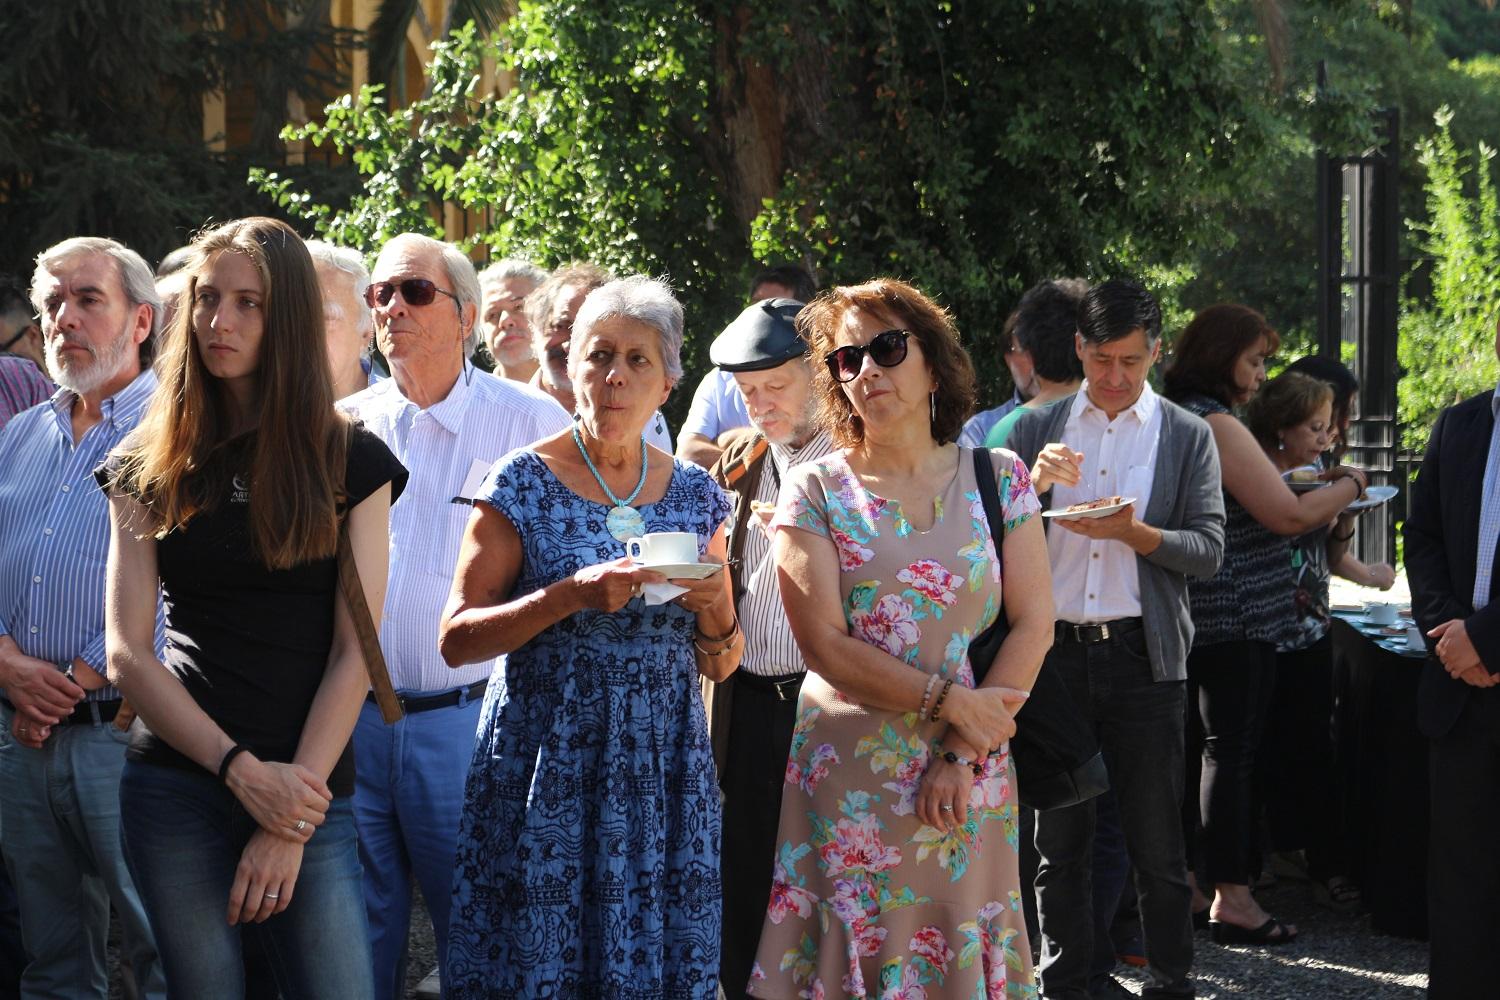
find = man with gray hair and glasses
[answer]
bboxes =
[477,258,547,384]
[340,233,571,999]
[0,236,166,998]
[306,240,383,399]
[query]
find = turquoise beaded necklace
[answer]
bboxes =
[572,423,649,542]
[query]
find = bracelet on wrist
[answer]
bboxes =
[940,749,986,778]
[917,673,940,718]
[217,744,252,784]
[694,617,739,645]
[1331,528,1356,542]
[928,679,955,722]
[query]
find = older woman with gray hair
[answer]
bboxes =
[439,275,739,997]
[304,240,379,399]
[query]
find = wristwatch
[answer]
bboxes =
[60,661,76,683]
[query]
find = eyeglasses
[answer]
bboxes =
[824,329,911,383]
[363,279,460,310]
[0,323,36,353]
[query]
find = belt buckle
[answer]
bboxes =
[1097,622,1111,642]
[772,678,797,701]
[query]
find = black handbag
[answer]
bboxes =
[969,447,1110,812]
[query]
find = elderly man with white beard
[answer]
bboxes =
[0,237,166,999]
[699,298,835,997]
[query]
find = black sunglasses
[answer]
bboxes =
[825,329,911,383]
[363,278,460,310]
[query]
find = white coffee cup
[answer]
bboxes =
[1406,625,1425,651]
[1365,602,1397,625]
[627,531,698,566]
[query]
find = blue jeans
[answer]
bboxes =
[119,762,372,1000]
[353,693,482,1000]
[1032,630,1194,999]
[0,701,163,1000]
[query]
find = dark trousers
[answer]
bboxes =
[1184,639,1276,886]
[1089,790,1134,980]
[1428,688,1500,999]
[1260,635,1344,881]
[1033,631,1194,999]
[719,675,801,999]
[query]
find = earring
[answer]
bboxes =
[1277,437,1285,451]
[929,391,937,425]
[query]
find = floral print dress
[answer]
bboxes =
[746,448,1041,1000]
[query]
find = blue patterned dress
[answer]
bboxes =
[446,450,731,999]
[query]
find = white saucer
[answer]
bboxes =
[632,561,723,579]
[1043,497,1136,521]
[1347,485,1399,512]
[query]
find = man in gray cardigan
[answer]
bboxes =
[1005,279,1224,1000]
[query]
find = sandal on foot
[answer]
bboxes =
[1313,875,1362,912]
[1209,916,1298,946]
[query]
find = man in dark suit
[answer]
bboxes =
[1403,323,1500,1000]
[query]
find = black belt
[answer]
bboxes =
[1,697,122,728]
[1054,617,1144,645]
[735,671,805,702]
[366,679,487,715]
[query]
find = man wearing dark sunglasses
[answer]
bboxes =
[339,233,572,1000]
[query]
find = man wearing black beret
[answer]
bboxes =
[701,298,835,997]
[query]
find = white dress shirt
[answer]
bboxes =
[1048,381,1163,623]
[341,365,572,692]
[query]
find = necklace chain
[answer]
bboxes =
[572,424,648,507]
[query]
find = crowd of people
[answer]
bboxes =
[0,218,1491,1000]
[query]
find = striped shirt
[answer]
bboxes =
[0,356,52,430]
[738,429,835,676]
[341,364,572,692]
[0,371,163,702]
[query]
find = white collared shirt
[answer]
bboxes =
[341,365,571,692]
[1048,381,1163,622]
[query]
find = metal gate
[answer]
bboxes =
[1316,107,1401,568]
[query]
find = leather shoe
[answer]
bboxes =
[1088,975,1137,998]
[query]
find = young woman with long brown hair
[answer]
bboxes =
[100,217,405,997]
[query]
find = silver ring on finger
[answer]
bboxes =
[940,804,954,812]
[294,819,308,832]
[264,891,280,900]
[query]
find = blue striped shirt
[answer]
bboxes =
[0,371,163,702]
[341,365,572,692]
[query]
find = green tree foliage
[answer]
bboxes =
[0,0,356,276]
[255,0,1300,413]
[1183,1,1500,360]
[1397,106,1500,450]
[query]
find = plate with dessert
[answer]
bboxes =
[1282,466,1329,492]
[1043,495,1136,521]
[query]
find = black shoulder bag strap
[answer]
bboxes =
[968,447,1109,812]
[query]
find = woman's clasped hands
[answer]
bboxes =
[224,753,331,844]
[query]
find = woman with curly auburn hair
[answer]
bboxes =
[746,279,1053,999]
[99,217,405,997]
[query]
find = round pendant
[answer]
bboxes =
[606,505,646,543]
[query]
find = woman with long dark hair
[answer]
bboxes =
[101,217,404,997]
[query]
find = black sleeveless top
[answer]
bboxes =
[1178,394,1295,648]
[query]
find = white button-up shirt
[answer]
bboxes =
[1048,381,1163,623]
[342,366,571,692]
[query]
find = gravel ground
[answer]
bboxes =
[108,868,1426,998]
[1111,878,1428,999]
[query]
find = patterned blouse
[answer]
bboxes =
[1178,394,1296,648]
